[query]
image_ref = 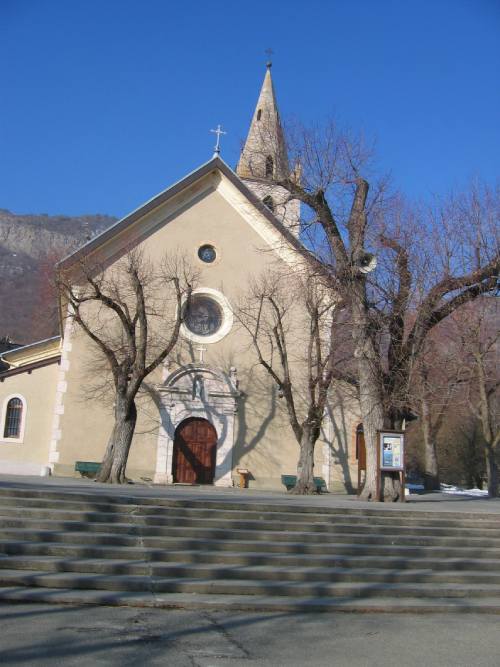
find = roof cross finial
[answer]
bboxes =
[210,124,226,158]
[265,47,274,68]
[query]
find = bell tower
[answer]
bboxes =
[237,63,300,236]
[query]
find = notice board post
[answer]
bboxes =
[376,430,405,503]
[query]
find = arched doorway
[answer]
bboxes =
[172,417,217,484]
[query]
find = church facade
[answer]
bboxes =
[0,67,360,491]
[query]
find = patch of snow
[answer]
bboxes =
[440,483,488,497]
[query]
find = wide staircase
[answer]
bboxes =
[0,485,500,612]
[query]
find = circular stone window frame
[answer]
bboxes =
[195,240,221,267]
[181,287,233,345]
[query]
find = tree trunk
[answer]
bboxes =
[485,445,499,498]
[291,424,318,495]
[96,397,137,484]
[423,442,440,491]
[381,471,403,501]
[421,396,440,491]
[350,285,387,501]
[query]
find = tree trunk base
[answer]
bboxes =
[289,483,317,495]
[96,401,137,484]
[423,473,440,491]
[486,449,499,498]
[358,487,378,501]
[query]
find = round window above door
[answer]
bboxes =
[181,287,233,344]
[184,295,222,337]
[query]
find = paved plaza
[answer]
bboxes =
[2,601,500,666]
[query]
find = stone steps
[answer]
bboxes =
[0,492,498,529]
[1,567,499,598]
[2,526,500,559]
[0,523,500,558]
[1,586,499,613]
[2,540,500,572]
[0,487,496,524]
[1,517,499,548]
[1,504,499,537]
[2,554,500,585]
[0,484,499,612]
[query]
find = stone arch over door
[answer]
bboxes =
[172,417,217,484]
[154,365,239,486]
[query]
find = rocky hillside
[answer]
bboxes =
[0,209,117,344]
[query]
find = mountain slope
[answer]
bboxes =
[0,209,116,344]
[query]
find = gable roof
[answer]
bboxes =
[58,156,307,271]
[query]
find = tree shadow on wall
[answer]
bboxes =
[231,374,278,474]
[325,395,355,495]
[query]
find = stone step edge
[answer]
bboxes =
[0,487,498,522]
[2,532,500,557]
[0,521,500,552]
[0,586,499,614]
[2,568,500,595]
[3,542,500,569]
[2,554,499,575]
[1,556,499,583]
[2,522,500,547]
[1,507,499,534]
[1,498,498,530]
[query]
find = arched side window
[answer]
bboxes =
[257,109,262,121]
[265,155,274,178]
[262,195,274,212]
[1,395,27,443]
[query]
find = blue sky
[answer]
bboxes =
[1,0,498,217]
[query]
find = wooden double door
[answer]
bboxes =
[172,418,217,484]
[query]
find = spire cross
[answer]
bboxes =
[210,124,226,157]
[265,48,274,67]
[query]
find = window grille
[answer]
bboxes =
[4,398,22,438]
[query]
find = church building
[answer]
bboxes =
[0,65,360,491]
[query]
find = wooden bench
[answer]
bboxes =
[75,461,101,478]
[281,475,327,493]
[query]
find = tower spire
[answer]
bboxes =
[236,64,289,181]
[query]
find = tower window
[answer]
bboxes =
[265,156,274,178]
[257,109,262,121]
[263,195,274,212]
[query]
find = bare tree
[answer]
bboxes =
[453,300,499,496]
[443,415,486,489]
[259,123,499,501]
[56,250,198,483]
[413,335,462,490]
[236,267,352,494]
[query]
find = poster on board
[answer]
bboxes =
[379,431,404,471]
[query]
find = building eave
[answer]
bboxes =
[0,336,61,369]
[0,355,61,380]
